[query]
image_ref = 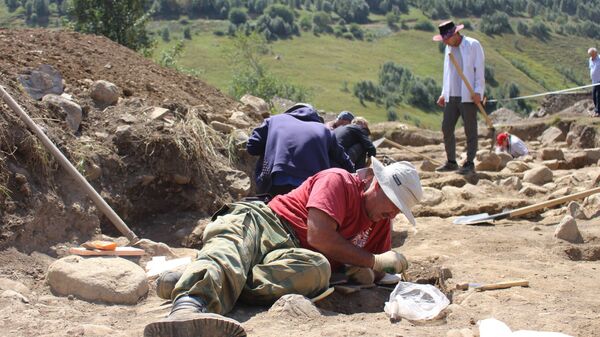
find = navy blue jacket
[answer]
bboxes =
[247,106,354,193]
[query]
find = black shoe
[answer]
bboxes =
[144,296,246,337]
[156,271,183,300]
[435,161,459,172]
[458,162,475,175]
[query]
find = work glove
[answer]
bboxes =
[345,266,375,285]
[372,250,408,274]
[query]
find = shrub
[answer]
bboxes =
[183,27,192,39]
[229,7,248,25]
[480,12,513,35]
[161,27,170,42]
[387,109,398,121]
[516,21,529,36]
[414,20,435,32]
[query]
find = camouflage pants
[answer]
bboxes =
[173,201,331,315]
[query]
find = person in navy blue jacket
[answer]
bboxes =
[247,103,355,197]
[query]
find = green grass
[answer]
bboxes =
[151,19,591,128]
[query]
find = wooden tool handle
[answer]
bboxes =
[0,85,139,243]
[510,186,600,218]
[475,280,529,291]
[382,138,443,166]
[448,53,494,129]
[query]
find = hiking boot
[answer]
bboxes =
[144,295,246,337]
[458,161,475,175]
[156,271,183,300]
[435,161,459,172]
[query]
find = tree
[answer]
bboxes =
[5,0,19,12]
[161,27,170,42]
[69,0,153,52]
[227,32,311,103]
[183,27,192,39]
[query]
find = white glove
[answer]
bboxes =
[372,251,408,273]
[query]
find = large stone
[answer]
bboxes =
[90,80,119,106]
[420,159,437,172]
[219,169,251,197]
[553,215,583,243]
[47,256,148,304]
[241,94,269,115]
[505,161,530,173]
[539,126,566,145]
[584,148,600,163]
[542,159,561,170]
[421,187,443,206]
[523,166,553,186]
[475,150,502,171]
[42,94,83,132]
[267,294,321,319]
[539,148,565,161]
[567,124,597,149]
[18,64,64,100]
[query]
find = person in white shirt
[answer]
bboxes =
[433,21,485,175]
[588,47,600,117]
[495,132,528,158]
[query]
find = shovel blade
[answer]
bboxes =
[373,137,386,148]
[453,213,492,225]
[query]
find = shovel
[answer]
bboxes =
[453,186,600,225]
[0,84,140,243]
[373,137,443,166]
[448,53,495,151]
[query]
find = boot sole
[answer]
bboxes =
[144,313,246,337]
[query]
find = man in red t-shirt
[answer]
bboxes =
[145,157,423,337]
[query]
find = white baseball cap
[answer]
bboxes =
[371,157,423,225]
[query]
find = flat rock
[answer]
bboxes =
[567,152,592,169]
[210,121,234,134]
[1,290,29,303]
[47,256,148,305]
[539,126,565,145]
[241,94,269,115]
[542,159,562,170]
[505,161,530,173]
[554,215,583,243]
[519,183,548,197]
[420,159,437,172]
[523,166,553,186]
[499,176,522,190]
[267,294,321,319]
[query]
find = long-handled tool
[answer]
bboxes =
[448,53,495,151]
[453,186,600,225]
[0,84,140,243]
[374,137,443,166]
[456,279,529,292]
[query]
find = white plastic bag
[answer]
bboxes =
[384,281,450,320]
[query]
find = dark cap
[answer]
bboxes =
[432,21,464,41]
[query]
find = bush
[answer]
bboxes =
[349,23,364,39]
[516,21,529,36]
[342,31,354,40]
[299,14,313,31]
[480,12,513,35]
[414,20,435,32]
[183,27,192,39]
[161,27,170,42]
[529,20,550,40]
[387,109,398,121]
[229,7,248,25]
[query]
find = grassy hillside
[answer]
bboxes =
[150,18,592,128]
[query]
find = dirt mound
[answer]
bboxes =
[0,29,260,253]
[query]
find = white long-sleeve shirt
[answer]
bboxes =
[441,36,485,103]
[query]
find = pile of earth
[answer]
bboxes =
[0,29,265,253]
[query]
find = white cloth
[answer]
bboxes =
[495,134,528,158]
[441,36,485,103]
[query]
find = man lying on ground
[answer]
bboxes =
[144,157,423,337]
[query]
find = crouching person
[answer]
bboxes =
[144,157,423,337]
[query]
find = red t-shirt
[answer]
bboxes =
[268,168,391,270]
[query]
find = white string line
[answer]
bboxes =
[487,82,600,103]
